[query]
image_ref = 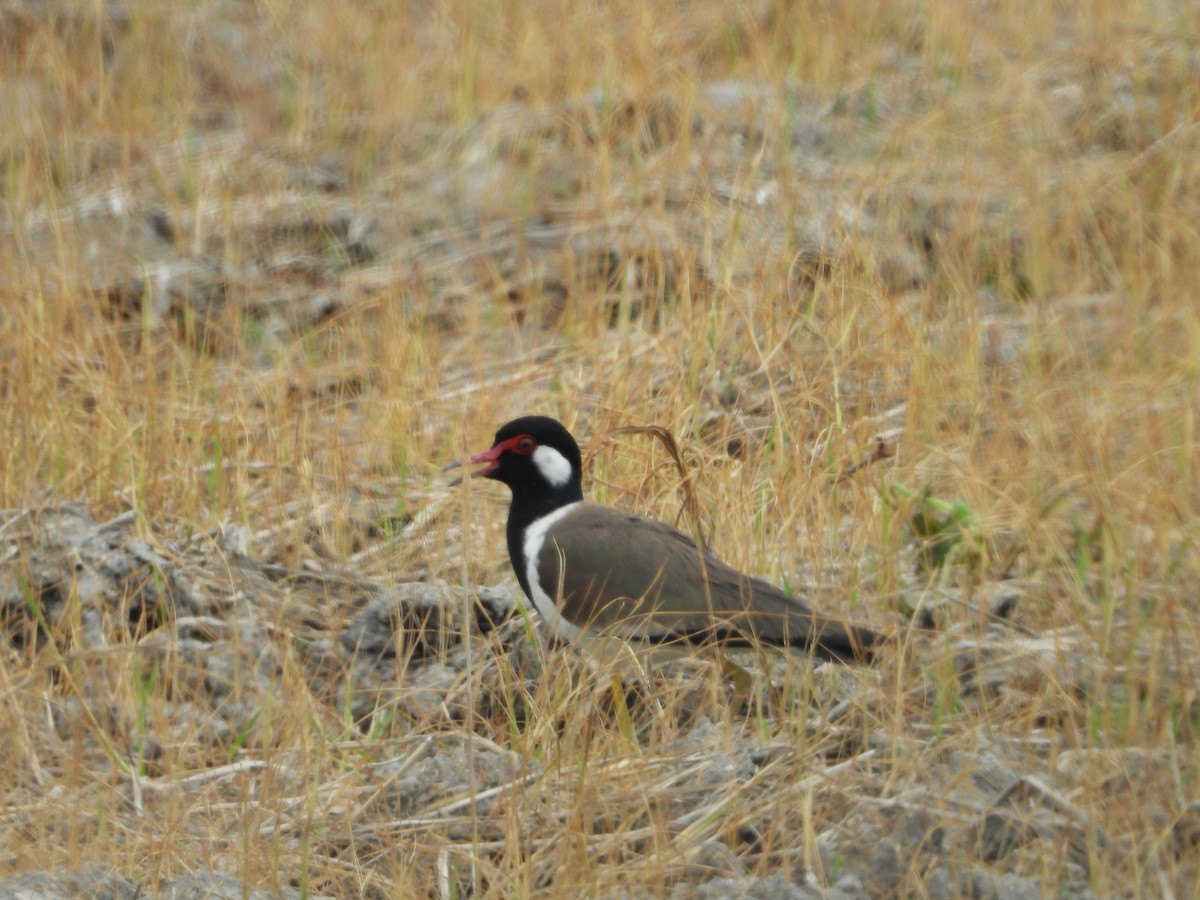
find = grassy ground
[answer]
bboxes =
[2,0,1198,896]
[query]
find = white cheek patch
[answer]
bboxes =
[523,502,586,642]
[532,445,573,488]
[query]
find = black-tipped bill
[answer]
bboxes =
[442,445,505,486]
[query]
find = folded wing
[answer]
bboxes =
[535,503,881,662]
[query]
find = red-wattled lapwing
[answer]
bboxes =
[450,416,883,663]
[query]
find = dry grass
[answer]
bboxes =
[1,0,1199,896]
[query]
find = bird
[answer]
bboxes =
[448,415,883,663]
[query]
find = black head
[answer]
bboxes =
[461,416,584,501]
[453,417,586,600]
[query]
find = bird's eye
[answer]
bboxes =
[515,437,536,455]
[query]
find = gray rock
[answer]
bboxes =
[679,840,747,881]
[158,871,303,899]
[887,806,946,855]
[949,749,1019,798]
[474,583,517,631]
[924,866,956,900]
[339,581,468,662]
[832,872,865,895]
[395,662,464,723]
[863,838,906,895]
[366,736,531,819]
[0,505,207,651]
[0,866,138,900]
[972,810,1041,861]
[671,873,829,900]
[925,866,997,900]
[995,872,1046,900]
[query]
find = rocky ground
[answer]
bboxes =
[3,489,1195,897]
[0,501,1144,899]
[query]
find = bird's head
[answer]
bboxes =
[450,415,583,497]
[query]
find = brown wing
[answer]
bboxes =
[534,503,881,662]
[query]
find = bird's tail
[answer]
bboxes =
[800,620,885,664]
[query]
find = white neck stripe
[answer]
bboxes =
[522,502,586,641]
[532,445,574,488]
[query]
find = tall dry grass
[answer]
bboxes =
[1,0,1198,895]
